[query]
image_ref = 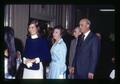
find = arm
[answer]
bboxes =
[72,38,80,68]
[56,43,67,74]
[89,36,100,74]
[58,44,67,64]
[71,51,76,74]
[23,38,29,64]
[72,43,78,68]
[41,38,51,63]
[69,40,73,67]
[68,40,75,74]
[23,38,35,65]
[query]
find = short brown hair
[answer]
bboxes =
[53,25,64,36]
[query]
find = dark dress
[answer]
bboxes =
[22,36,51,79]
[23,36,51,70]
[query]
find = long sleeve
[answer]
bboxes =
[58,43,67,64]
[23,37,50,70]
[89,36,100,73]
[40,38,51,62]
[69,40,73,67]
[23,38,29,58]
[69,39,76,67]
[72,51,76,67]
[72,38,80,67]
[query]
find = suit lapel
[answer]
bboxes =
[82,32,93,46]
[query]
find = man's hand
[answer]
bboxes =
[71,67,74,74]
[88,72,94,79]
[69,67,74,74]
[68,67,72,74]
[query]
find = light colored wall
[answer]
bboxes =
[5,5,29,47]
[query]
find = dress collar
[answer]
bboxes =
[31,34,38,39]
[55,38,63,44]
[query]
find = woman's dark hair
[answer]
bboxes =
[53,25,64,36]
[4,26,16,76]
[27,19,40,37]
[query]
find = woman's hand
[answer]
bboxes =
[30,59,36,63]
[23,58,38,64]
[16,51,21,59]
[24,59,32,64]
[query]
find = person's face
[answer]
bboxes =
[73,28,81,38]
[79,20,89,33]
[28,24,38,35]
[53,29,61,41]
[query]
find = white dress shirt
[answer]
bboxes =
[83,30,91,40]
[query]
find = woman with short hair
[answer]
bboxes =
[48,25,67,79]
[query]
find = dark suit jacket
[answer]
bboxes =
[72,31,100,79]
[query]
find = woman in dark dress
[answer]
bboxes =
[22,20,51,79]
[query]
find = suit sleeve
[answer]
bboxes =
[72,39,79,67]
[72,46,77,67]
[89,36,100,73]
[69,40,73,67]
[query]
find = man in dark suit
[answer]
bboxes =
[72,18,100,79]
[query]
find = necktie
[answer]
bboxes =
[81,34,85,41]
[75,35,83,51]
[75,38,78,46]
[75,34,85,53]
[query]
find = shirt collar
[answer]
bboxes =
[56,38,63,44]
[83,30,91,40]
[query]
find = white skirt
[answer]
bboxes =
[23,62,43,79]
